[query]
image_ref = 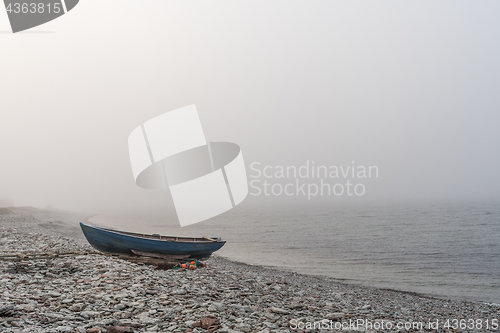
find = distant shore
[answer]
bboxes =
[0,206,499,332]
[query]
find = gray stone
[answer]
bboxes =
[325,312,344,320]
[114,303,127,310]
[237,323,252,332]
[269,307,288,314]
[171,289,186,295]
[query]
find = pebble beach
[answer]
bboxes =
[0,207,499,333]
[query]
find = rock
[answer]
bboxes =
[171,289,186,295]
[136,311,150,319]
[119,319,132,326]
[86,328,102,333]
[213,302,224,311]
[0,305,14,315]
[232,304,253,313]
[48,291,62,297]
[114,303,127,310]
[325,312,344,320]
[269,307,288,314]
[23,304,36,312]
[194,316,220,331]
[263,321,278,329]
[139,316,157,325]
[81,311,100,318]
[237,323,252,332]
[105,326,134,333]
[121,312,133,319]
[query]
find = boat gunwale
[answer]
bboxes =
[80,223,225,244]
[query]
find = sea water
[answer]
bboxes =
[90,202,500,303]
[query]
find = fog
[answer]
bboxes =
[1,1,499,216]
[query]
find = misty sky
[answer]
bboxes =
[1,1,499,215]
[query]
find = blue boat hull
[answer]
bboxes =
[80,223,225,259]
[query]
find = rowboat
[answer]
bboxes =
[79,223,225,260]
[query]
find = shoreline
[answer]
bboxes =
[215,253,500,308]
[87,207,500,306]
[89,213,470,305]
[1,207,499,332]
[4,206,500,307]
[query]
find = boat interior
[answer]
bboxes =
[96,225,223,243]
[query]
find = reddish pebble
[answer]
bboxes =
[86,328,102,333]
